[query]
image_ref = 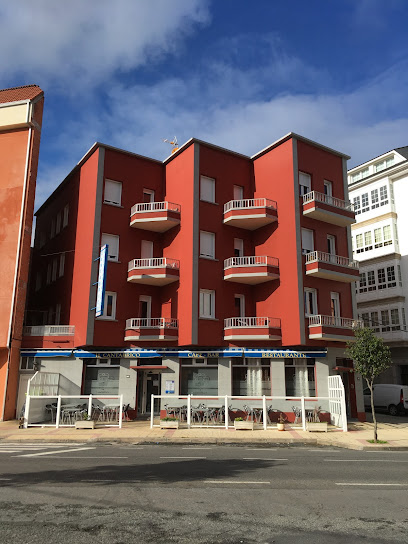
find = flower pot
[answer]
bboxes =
[234,420,254,431]
[277,423,285,431]
[75,420,95,430]
[160,420,179,429]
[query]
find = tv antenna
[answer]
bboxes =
[163,136,179,154]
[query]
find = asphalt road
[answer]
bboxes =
[0,443,407,543]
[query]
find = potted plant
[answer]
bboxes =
[277,413,286,431]
[234,416,254,431]
[160,417,179,429]
[75,411,95,430]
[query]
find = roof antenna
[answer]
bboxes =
[163,136,179,154]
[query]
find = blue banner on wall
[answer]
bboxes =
[95,244,108,317]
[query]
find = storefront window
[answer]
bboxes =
[285,359,316,397]
[232,366,271,396]
[84,366,119,395]
[180,367,218,395]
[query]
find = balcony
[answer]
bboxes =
[224,317,281,341]
[223,198,278,230]
[376,329,408,344]
[124,318,178,341]
[356,285,405,304]
[305,251,359,283]
[127,258,180,286]
[302,191,355,227]
[308,315,362,342]
[22,326,76,348]
[224,256,279,284]
[130,201,181,232]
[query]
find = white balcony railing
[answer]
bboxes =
[303,191,353,211]
[224,256,279,269]
[305,251,358,269]
[224,317,281,329]
[128,258,180,271]
[23,325,75,336]
[224,198,277,214]
[126,318,178,329]
[308,315,362,329]
[130,201,181,216]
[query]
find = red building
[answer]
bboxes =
[19,133,365,421]
[0,85,44,421]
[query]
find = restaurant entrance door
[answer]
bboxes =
[136,371,161,416]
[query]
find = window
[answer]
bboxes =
[234,238,244,258]
[361,313,370,327]
[351,168,369,183]
[323,180,333,196]
[181,367,218,395]
[143,189,154,203]
[398,265,402,287]
[50,218,56,239]
[381,310,390,332]
[99,291,117,320]
[383,225,392,245]
[371,189,379,209]
[51,258,58,282]
[374,228,382,248]
[390,309,400,331]
[200,289,215,318]
[232,366,271,396]
[330,292,340,317]
[370,311,380,332]
[200,176,215,203]
[56,212,62,234]
[139,295,151,319]
[304,288,317,316]
[35,272,41,292]
[359,272,367,292]
[101,233,120,262]
[233,185,244,200]
[387,266,396,288]
[377,268,386,289]
[104,179,122,206]
[20,356,36,370]
[63,204,69,228]
[59,253,65,277]
[367,270,376,291]
[361,193,369,213]
[355,234,363,253]
[380,185,389,205]
[353,196,361,215]
[234,294,245,317]
[301,228,314,255]
[364,231,372,251]
[299,172,311,196]
[285,359,316,397]
[55,303,61,326]
[200,231,215,259]
[84,366,119,395]
[327,235,336,256]
[374,157,394,173]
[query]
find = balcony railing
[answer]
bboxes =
[308,315,362,329]
[224,256,279,269]
[303,191,353,211]
[224,198,277,214]
[23,325,75,336]
[128,258,180,271]
[224,317,281,329]
[305,251,358,269]
[125,318,178,329]
[130,201,181,215]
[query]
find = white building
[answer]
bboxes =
[348,147,408,385]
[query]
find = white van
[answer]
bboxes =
[363,384,408,416]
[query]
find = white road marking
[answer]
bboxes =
[0,478,11,480]
[15,447,95,457]
[0,443,85,447]
[243,458,288,461]
[160,456,206,459]
[325,459,408,463]
[336,483,408,486]
[50,456,128,459]
[205,480,270,485]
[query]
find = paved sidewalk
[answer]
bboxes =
[1,420,408,450]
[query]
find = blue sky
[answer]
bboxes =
[1,0,407,208]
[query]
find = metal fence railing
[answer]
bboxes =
[224,198,277,214]
[305,251,358,269]
[224,317,281,329]
[128,257,179,270]
[23,325,75,336]
[125,317,178,329]
[131,201,181,215]
[302,191,354,211]
[224,256,279,269]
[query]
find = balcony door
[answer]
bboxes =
[137,371,161,416]
[304,288,317,316]
[139,295,152,321]
[234,238,244,258]
[141,240,153,260]
[233,185,243,200]
[330,292,340,318]
[234,295,245,325]
[143,189,155,203]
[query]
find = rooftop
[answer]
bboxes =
[0,84,43,104]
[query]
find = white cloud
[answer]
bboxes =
[0,0,209,88]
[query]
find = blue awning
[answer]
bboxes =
[20,350,73,358]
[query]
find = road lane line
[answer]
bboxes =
[15,447,96,457]
[243,458,288,461]
[336,483,408,486]
[325,459,408,463]
[49,456,128,459]
[160,456,206,459]
[205,480,270,485]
